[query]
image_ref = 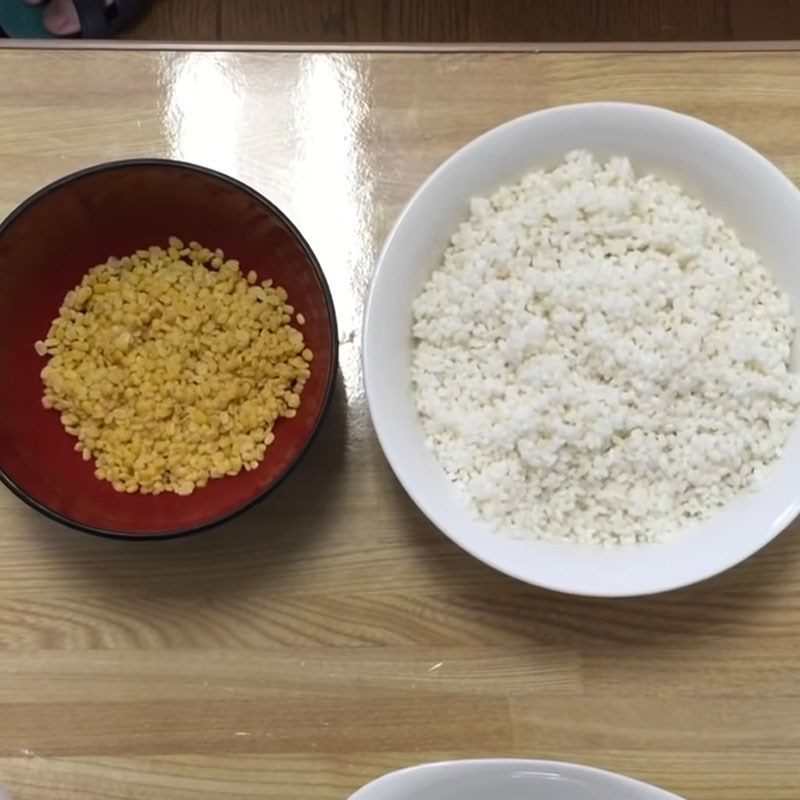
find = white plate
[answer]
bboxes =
[363,102,800,597]
[348,760,685,800]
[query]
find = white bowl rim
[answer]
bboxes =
[347,758,683,800]
[363,101,800,597]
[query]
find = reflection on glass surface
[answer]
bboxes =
[163,53,245,177]
[291,55,377,418]
[160,52,378,447]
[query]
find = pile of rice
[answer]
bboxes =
[411,151,800,545]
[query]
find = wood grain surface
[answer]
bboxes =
[120,0,800,43]
[0,48,800,800]
[219,0,344,43]
[126,0,219,41]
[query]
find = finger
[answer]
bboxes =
[42,0,80,34]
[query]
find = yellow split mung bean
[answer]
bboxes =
[35,238,313,496]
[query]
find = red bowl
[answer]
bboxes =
[0,160,338,539]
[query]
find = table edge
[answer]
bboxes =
[1,39,800,53]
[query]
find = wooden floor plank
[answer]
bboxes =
[342,0,382,41]
[123,0,219,41]
[220,0,344,42]
[381,0,471,42]
[729,0,800,39]
[117,0,798,42]
[469,0,731,42]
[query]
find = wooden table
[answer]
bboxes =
[0,45,799,800]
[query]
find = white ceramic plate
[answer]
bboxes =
[363,102,800,597]
[348,760,685,800]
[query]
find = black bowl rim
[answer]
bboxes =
[0,157,339,541]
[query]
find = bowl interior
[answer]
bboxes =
[0,162,336,537]
[365,102,800,596]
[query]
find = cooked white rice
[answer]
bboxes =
[411,151,800,545]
